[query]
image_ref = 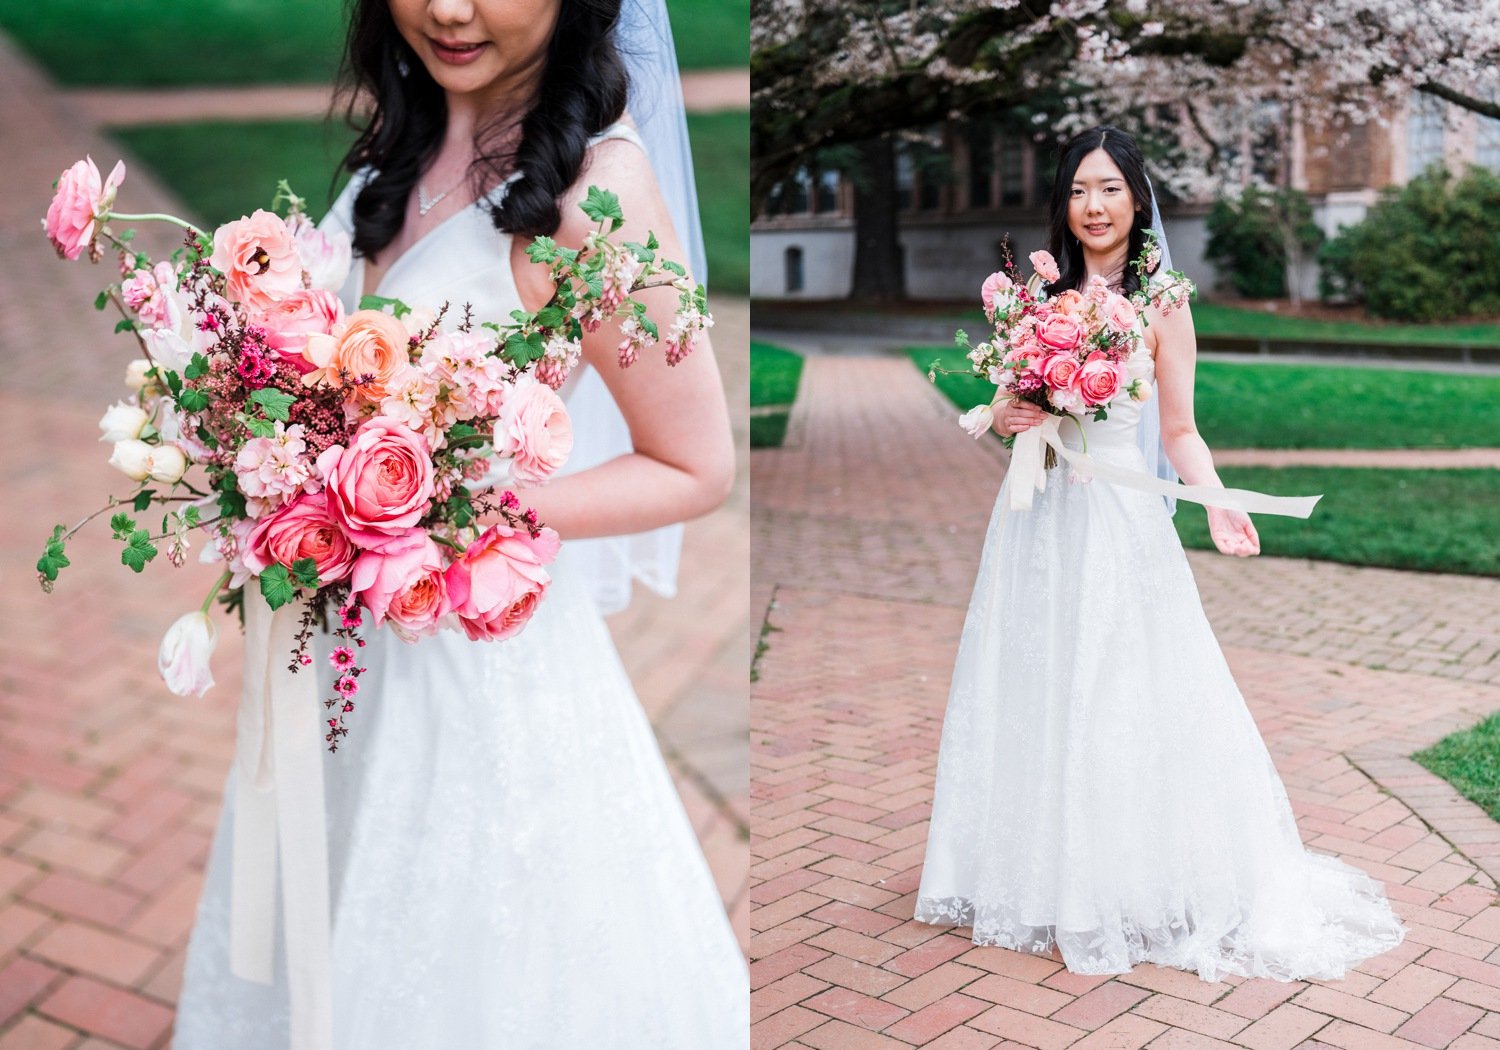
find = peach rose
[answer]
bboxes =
[305,309,411,403]
[210,209,302,313]
[1104,293,1138,332]
[1051,289,1087,318]
[45,156,125,261]
[317,417,435,550]
[1075,351,1126,405]
[349,530,450,641]
[242,491,356,585]
[1029,250,1060,282]
[254,289,344,373]
[1040,352,1082,391]
[493,377,573,487]
[444,523,561,642]
[1036,313,1085,352]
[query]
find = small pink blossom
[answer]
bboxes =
[234,422,317,507]
[330,646,357,669]
[121,262,179,328]
[334,675,359,697]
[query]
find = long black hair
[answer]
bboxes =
[1043,125,1155,297]
[336,0,629,259]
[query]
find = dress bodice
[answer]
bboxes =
[1062,329,1156,458]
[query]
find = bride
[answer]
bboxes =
[174,0,748,1046]
[913,125,1405,981]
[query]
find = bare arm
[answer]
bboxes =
[505,137,735,541]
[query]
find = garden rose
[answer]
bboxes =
[146,443,188,484]
[1036,314,1085,352]
[305,309,411,402]
[1040,352,1082,391]
[158,611,217,697]
[99,402,149,443]
[44,156,125,260]
[1104,294,1138,332]
[444,523,561,642]
[254,288,344,372]
[349,530,450,640]
[1029,250,1060,282]
[209,209,301,313]
[493,377,573,486]
[1076,351,1127,405]
[317,416,435,550]
[108,439,154,481]
[243,491,356,585]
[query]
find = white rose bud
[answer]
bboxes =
[158,611,217,697]
[958,403,995,439]
[99,401,149,443]
[108,438,154,481]
[124,359,153,392]
[146,443,189,483]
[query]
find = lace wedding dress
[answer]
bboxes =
[175,124,749,1047]
[914,345,1405,982]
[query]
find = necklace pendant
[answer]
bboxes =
[417,185,448,217]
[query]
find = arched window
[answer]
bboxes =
[785,246,805,293]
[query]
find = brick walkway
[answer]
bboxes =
[750,354,1500,1049]
[0,31,746,1049]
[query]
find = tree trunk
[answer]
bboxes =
[849,135,906,302]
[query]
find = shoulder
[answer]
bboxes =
[554,121,674,248]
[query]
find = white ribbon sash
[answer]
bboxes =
[231,592,333,1050]
[1007,415,1321,518]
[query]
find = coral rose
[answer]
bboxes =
[444,523,561,642]
[1036,313,1085,352]
[317,417,435,550]
[242,491,356,585]
[305,309,411,402]
[45,156,125,261]
[1075,351,1126,406]
[210,209,302,313]
[349,530,450,641]
[254,289,344,373]
[493,377,573,487]
[1052,289,1087,318]
[1040,352,1082,392]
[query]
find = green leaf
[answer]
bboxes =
[623,240,656,264]
[164,370,183,397]
[248,388,296,423]
[181,505,201,528]
[448,423,479,440]
[661,260,686,277]
[580,185,624,230]
[291,557,321,589]
[196,425,219,452]
[526,236,558,264]
[178,388,209,413]
[114,319,135,334]
[36,526,70,583]
[118,228,136,243]
[258,564,295,610]
[184,353,210,380]
[93,290,109,311]
[120,529,157,573]
[357,294,411,318]
[109,512,136,540]
[216,487,246,520]
[536,305,566,329]
[133,489,156,512]
[244,416,276,439]
[445,491,474,529]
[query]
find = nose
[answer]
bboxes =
[428,0,475,25]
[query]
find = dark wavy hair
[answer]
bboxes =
[336,0,629,259]
[1043,125,1155,298]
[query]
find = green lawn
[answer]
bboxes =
[751,341,803,448]
[911,348,1500,450]
[110,110,748,294]
[1193,302,1500,348]
[0,0,743,85]
[1415,717,1500,822]
[1173,467,1500,576]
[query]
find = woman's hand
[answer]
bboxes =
[1207,506,1260,557]
[996,398,1047,436]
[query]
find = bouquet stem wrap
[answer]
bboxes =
[1007,415,1322,518]
[230,591,333,1050]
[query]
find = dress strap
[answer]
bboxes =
[588,121,646,152]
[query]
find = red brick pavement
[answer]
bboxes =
[0,32,747,1048]
[750,354,1500,1049]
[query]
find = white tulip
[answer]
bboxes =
[958,403,995,439]
[124,359,153,391]
[158,611,217,697]
[108,438,154,480]
[99,402,149,443]
[147,443,189,483]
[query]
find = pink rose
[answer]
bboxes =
[1104,294,1138,333]
[1036,313,1085,352]
[980,271,1015,315]
[444,523,561,642]
[1040,352,1082,391]
[44,156,125,261]
[349,530,450,641]
[253,289,344,372]
[1075,351,1126,405]
[242,491,356,585]
[493,377,573,487]
[1029,250,1060,283]
[317,417,436,550]
[210,209,302,312]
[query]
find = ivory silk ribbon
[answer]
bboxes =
[1007,414,1322,518]
[231,591,333,1050]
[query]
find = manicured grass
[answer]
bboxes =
[912,347,995,418]
[1415,716,1500,822]
[910,348,1500,449]
[1192,301,1500,347]
[669,0,750,69]
[1173,467,1500,577]
[750,413,792,448]
[110,111,748,294]
[751,341,803,449]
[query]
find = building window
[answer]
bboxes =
[968,125,995,209]
[1000,138,1026,207]
[785,246,805,293]
[815,169,840,213]
[896,150,915,211]
[1408,92,1446,177]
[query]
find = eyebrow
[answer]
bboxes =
[1073,176,1125,185]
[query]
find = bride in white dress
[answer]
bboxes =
[914,126,1405,982]
[174,0,748,1045]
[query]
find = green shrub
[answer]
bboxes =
[1205,185,1322,299]
[1319,165,1500,321]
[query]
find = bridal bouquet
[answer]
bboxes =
[944,239,1192,441]
[38,156,710,749]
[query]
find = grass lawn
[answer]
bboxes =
[110,110,748,294]
[1415,717,1500,822]
[1193,302,1500,348]
[751,341,804,448]
[1173,467,1500,577]
[0,0,743,86]
[911,348,1500,449]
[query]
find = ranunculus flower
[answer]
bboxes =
[252,288,344,372]
[99,402,149,443]
[444,523,561,642]
[158,611,217,697]
[958,403,994,439]
[1104,294,1138,332]
[44,156,125,260]
[243,491,356,585]
[349,530,449,641]
[304,309,411,403]
[980,271,1015,315]
[1036,314,1085,352]
[147,443,188,483]
[1029,250,1060,282]
[108,439,154,481]
[1075,351,1126,405]
[288,214,352,292]
[210,209,301,313]
[317,417,435,550]
[1040,352,1082,392]
[493,377,573,487]
[1052,289,1087,318]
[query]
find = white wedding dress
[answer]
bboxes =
[175,124,749,1047]
[914,345,1405,982]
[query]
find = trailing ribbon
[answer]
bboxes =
[1007,414,1321,518]
[231,591,333,1050]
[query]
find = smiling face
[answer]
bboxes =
[1067,148,1141,261]
[388,0,562,106]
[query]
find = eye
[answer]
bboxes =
[1070,187,1084,197]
